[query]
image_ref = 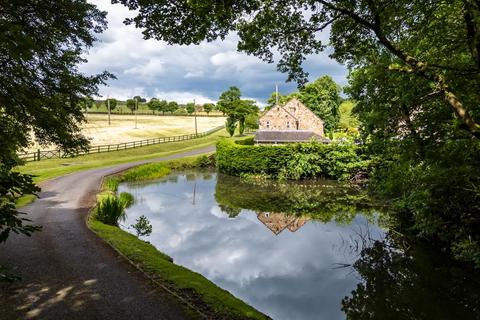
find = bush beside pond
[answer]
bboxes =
[216,139,371,180]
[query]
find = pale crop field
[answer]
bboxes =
[28,114,225,151]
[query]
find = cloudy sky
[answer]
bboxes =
[80,1,348,105]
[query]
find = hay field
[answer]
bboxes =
[29,114,225,151]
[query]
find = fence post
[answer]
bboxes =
[37,149,40,161]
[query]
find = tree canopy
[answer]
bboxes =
[217,87,258,136]
[1,0,111,243]
[203,103,215,114]
[105,98,118,111]
[186,102,195,114]
[126,99,136,113]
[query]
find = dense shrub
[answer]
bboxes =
[235,136,254,145]
[195,154,216,167]
[96,196,125,226]
[216,139,370,180]
[119,192,134,208]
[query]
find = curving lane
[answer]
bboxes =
[0,146,215,320]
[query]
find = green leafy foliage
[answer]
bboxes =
[167,101,179,114]
[194,154,216,167]
[119,192,134,208]
[203,103,215,114]
[95,196,125,226]
[126,99,136,113]
[0,166,41,243]
[293,76,341,131]
[225,117,237,137]
[133,95,146,103]
[186,102,195,114]
[216,139,370,180]
[131,215,152,237]
[105,98,118,111]
[338,100,360,130]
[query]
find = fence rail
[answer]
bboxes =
[19,126,225,162]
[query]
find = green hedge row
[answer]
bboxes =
[216,139,371,180]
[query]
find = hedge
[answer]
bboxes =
[216,139,370,180]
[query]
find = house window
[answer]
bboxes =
[266,121,270,129]
[286,121,290,129]
[290,107,296,113]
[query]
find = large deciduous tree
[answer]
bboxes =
[0,0,111,245]
[294,76,341,131]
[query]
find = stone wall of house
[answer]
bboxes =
[258,98,324,136]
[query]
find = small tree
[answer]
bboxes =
[147,98,159,113]
[167,101,179,114]
[131,215,152,237]
[158,100,169,115]
[106,98,117,111]
[203,103,214,115]
[126,99,136,114]
[186,102,195,114]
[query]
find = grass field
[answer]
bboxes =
[28,114,225,151]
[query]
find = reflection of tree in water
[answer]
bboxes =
[342,235,480,320]
[215,173,381,225]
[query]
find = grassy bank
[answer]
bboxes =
[89,158,269,320]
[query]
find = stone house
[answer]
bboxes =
[255,98,328,144]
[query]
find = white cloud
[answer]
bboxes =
[81,0,347,102]
[152,90,215,104]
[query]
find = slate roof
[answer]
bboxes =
[254,130,330,143]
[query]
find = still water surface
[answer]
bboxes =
[119,170,480,320]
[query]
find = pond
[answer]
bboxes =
[118,170,480,320]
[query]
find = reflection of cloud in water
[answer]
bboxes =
[119,171,384,320]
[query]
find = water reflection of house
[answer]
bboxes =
[257,212,310,235]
